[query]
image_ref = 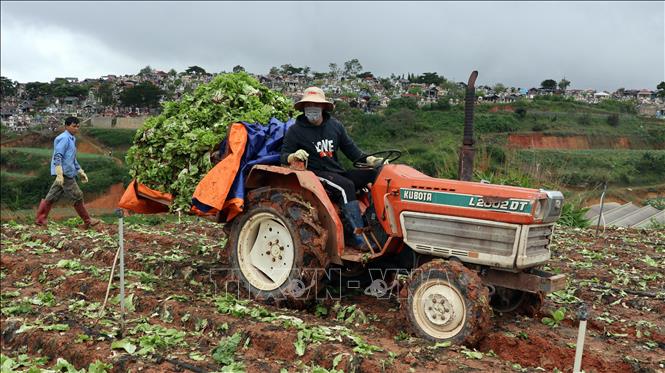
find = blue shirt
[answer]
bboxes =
[51,131,81,178]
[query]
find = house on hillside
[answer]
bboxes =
[82,104,97,116]
[594,91,611,100]
[284,79,299,92]
[63,97,79,106]
[621,89,639,99]
[44,104,58,114]
[379,96,390,107]
[479,94,500,103]
[259,76,274,89]
[426,84,440,99]
[637,90,654,101]
[120,80,138,89]
[564,89,582,98]
[527,88,539,99]
[1,105,16,121]
[407,83,427,92]
[17,100,34,113]
[323,85,341,95]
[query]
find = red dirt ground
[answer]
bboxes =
[87,183,126,209]
[507,134,633,149]
[1,222,663,372]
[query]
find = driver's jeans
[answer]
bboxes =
[313,169,377,204]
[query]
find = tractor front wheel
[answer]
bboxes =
[401,260,492,346]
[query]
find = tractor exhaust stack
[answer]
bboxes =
[458,70,478,181]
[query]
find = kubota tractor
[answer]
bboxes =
[223,72,566,346]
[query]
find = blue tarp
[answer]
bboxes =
[191,117,295,213]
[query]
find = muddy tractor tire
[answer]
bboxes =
[228,188,328,306]
[401,259,492,346]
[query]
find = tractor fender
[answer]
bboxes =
[245,165,344,265]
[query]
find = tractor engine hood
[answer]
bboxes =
[372,164,563,236]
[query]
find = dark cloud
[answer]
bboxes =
[1,1,663,90]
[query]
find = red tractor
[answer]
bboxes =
[223,72,566,346]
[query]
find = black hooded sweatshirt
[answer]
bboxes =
[280,113,366,173]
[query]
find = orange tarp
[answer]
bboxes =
[190,123,247,221]
[118,179,173,214]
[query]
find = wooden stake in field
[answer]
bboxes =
[595,182,608,237]
[117,208,126,335]
[573,303,588,373]
[96,208,127,336]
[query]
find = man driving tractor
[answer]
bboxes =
[280,87,385,251]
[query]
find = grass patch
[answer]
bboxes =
[0,170,34,180]
[82,128,137,148]
[1,147,116,174]
[514,149,665,186]
[338,98,664,185]
[0,124,22,142]
[0,147,130,210]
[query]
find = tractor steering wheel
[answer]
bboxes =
[353,150,402,169]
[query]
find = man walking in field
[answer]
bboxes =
[35,116,100,228]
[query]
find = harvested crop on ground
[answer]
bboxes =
[1,222,663,372]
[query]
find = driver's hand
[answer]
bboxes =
[288,149,309,163]
[366,156,387,167]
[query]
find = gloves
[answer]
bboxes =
[78,169,89,183]
[55,165,64,186]
[366,156,387,167]
[287,149,309,163]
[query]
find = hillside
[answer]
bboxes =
[1,95,663,214]
[339,96,665,206]
[0,128,134,211]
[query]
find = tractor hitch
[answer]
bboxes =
[481,268,567,294]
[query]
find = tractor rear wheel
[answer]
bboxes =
[401,259,492,346]
[228,188,328,307]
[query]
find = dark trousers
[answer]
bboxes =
[44,177,84,204]
[314,169,377,204]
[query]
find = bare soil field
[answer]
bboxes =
[1,221,663,372]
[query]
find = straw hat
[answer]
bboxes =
[294,87,334,111]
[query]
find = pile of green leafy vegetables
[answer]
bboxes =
[126,72,295,211]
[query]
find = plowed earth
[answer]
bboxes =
[1,221,663,372]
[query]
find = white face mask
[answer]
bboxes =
[304,106,323,122]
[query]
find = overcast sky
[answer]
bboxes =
[1,1,663,91]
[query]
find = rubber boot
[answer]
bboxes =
[35,199,53,226]
[73,201,101,229]
[341,200,376,252]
